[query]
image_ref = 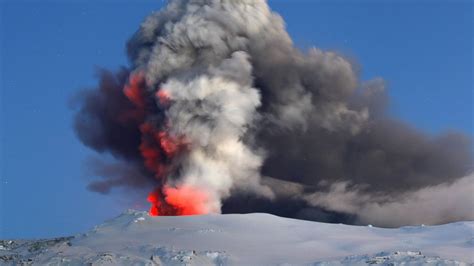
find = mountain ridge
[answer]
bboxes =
[1,210,472,265]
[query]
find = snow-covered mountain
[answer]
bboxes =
[1,210,473,265]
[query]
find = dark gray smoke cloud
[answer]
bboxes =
[73,68,140,160]
[72,0,473,226]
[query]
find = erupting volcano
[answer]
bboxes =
[73,0,473,226]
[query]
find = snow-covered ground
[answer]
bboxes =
[1,210,473,265]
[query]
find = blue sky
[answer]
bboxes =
[0,0,472,238]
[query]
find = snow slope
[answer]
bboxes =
[1,210,473,265]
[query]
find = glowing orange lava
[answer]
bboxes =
[124,72,145,108]
[147,185,210,216]
[156,89,171,106]
[122,73,201,217]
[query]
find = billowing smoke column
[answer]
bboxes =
[73,0,473,226]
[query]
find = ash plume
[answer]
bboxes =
[73,0,473,226]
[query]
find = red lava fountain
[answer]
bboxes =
[147,186,210,216]
[123,72,209,216]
